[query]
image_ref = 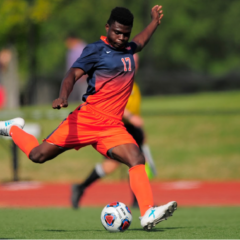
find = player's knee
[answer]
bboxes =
[29,150,47,164]
[129,150,145,167]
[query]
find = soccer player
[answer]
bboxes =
[71,54,157,209]
[0,5,177,230]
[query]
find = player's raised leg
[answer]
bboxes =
[108,143,177,230]
[0,118,65,163]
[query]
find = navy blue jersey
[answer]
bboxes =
[72,36,137,118]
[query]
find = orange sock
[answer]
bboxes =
[129,164,154,216]
[10,126,39,158]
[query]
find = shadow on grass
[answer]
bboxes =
[42,229,70,232]
[128,228,163,232]
[129,226,186,232]
[40,226,186,233]
[161,227,189,230]
[39,229,106,232]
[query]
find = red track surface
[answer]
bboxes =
[0,181,240,208]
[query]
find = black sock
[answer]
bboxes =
[78,168,101,190]
[131,192,138,206]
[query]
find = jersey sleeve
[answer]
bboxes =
[71,44,99,73]
[129,42,138,54]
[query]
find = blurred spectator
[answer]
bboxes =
[0,47,19,109]
[65,33,88,102]
[0,50,8,108]
[0,85,5,109]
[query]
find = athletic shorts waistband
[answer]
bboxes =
[86,104,122,121]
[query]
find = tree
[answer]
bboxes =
[0,0,61,104]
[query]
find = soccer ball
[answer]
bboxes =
[100,202,132,232]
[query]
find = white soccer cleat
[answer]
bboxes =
[140,201,177,231]
[0,118,25,136]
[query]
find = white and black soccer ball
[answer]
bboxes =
[100,201,132,232]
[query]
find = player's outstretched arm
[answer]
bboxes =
[52,68,85,109]
[132,5,163,52]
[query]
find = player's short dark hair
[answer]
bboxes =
[107,7,134,26]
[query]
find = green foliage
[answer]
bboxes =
[150,0,240,74]
[0,0,59,40]
[0,0,28,37]
[0,0,61,83]
[1,0,240,83]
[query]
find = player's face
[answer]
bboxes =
[105,21,132,49]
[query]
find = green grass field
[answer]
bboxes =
[0,207,239,239]
[0,90,240,182]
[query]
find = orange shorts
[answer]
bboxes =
[44,103,138,157]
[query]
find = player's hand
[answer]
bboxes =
[151,5,163,25]
[128,115,144,128]
[52,97,68,109]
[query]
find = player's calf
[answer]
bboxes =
[29,142,66,164]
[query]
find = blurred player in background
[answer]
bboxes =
[0,5,177,230]
[71,53,157,209]
[65,33,88,102]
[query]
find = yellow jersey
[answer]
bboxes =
[125,82,141,116]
